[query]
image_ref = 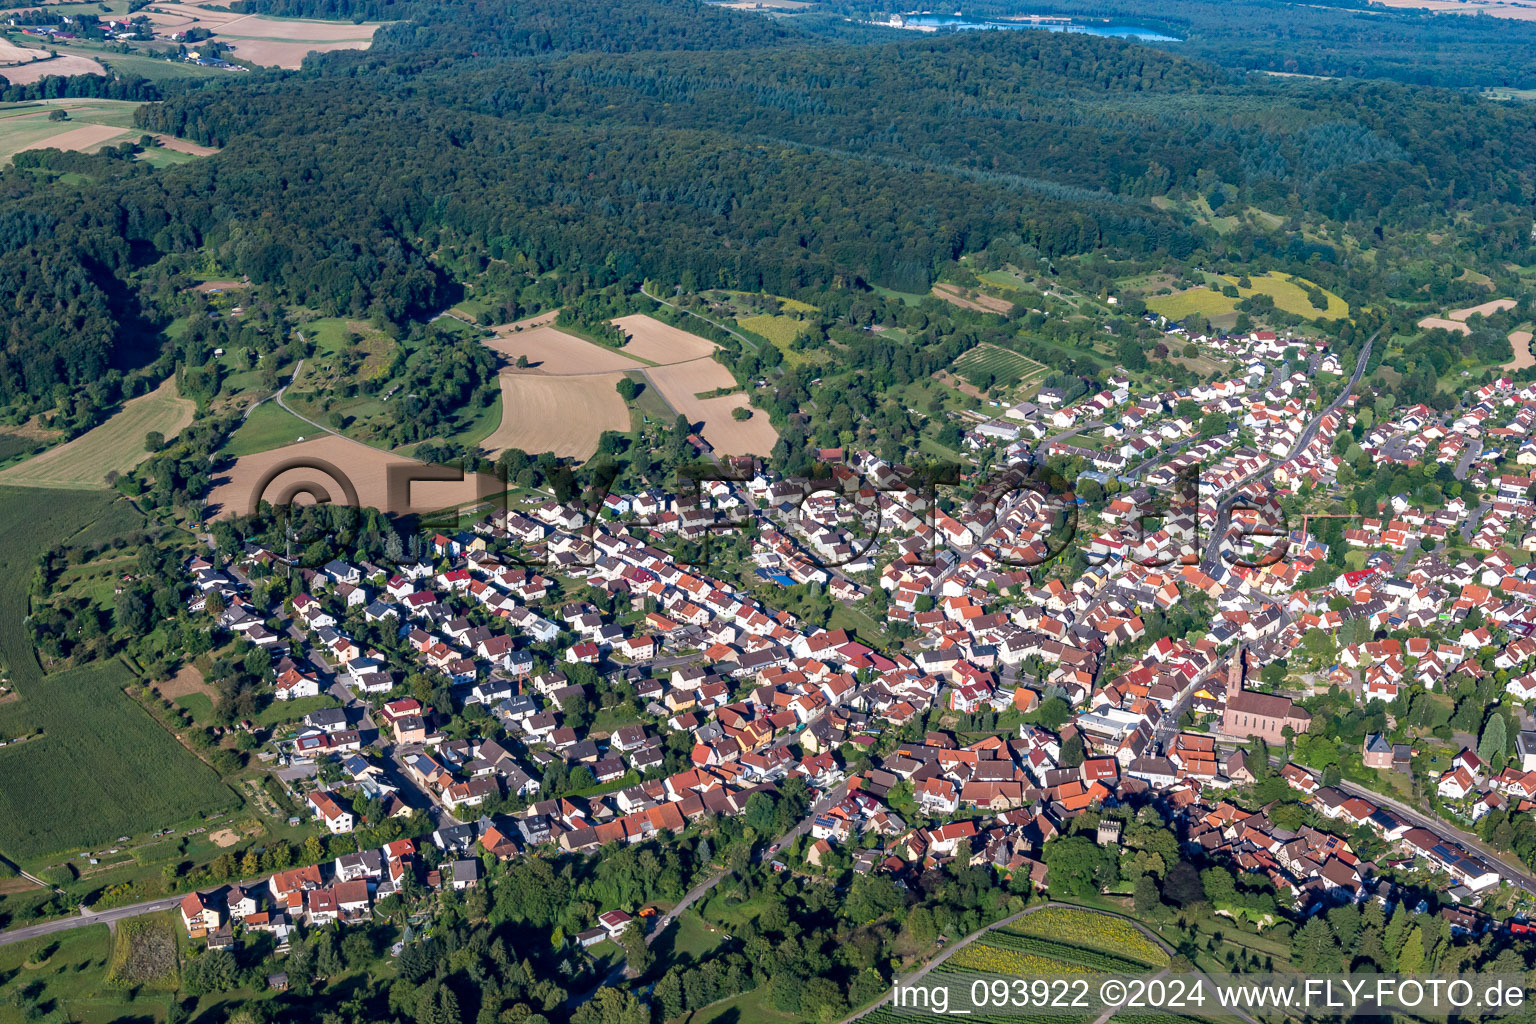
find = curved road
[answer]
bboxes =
[273,354,344,439]
[572,777,853,1004]
[838,901,1259,1024]
[1200,331,1377,574]
[638,284,760,354]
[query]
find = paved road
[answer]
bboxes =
[1207,742,1536,896]
[839,901,1260,1024]
[1455,439,1483,482]
[1331,777,1536,895]
[639,284,760,354]
[575,775,853,1003]
[1199,331,1376,574]
[0,895,186,948]
[273,355,342,439]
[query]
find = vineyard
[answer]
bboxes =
[856,911,1176,1024]
[951,343,1048,391]
[945,943,1093,976]
[980,931,1162,974]
[1002,908,1169,968]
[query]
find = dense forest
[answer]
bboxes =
[0,0,1533,418]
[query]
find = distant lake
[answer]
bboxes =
[897,14,1182,41]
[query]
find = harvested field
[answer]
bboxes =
[0,98,144,162]
[648,359,778,455]
[485,373,630,459]
[0,53,104,83]
[142,0,379,68]
[16,121,128,153]
[933,282,1014,314]
[208,828,240,848]
[1417,316,1470,335]
[485,323,641,375]
[222,36,373,67]
[151,133,218,156]
[158,665,213,702]
[0,379,194,490]
[0,40,45,65]
[477,311,774,459]
[207,435,497,520]
[1448,298,1518,320]
[1506,330,1534,371]
[613,313,718,363]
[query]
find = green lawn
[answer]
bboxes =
[222,401,311,457]
[173,692,215,725]
[650,910,727,976]
[254,693,339,728]
[676,984,801,1024]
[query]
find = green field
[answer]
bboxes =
[0,658,237,862]
[254,693,339,728]
[737,313,809,366]
[1147,271,1349,322]
[222,401,311,457]
[0,487,237,864]
[951,344,1048,390]
[0,97,145,163]
[736,313,806,347]
[0,380,194,490]
[650,910,727,974]
[1145,287,1237,321]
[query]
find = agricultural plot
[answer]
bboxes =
[1149,271,1347,322]
[0,378,194,489]
[737,313,810,363]
[613,313,718,363]
[736,314,804,345]
[0,658,238,861]
[647,357,779,456]
[485,373,631,459]
[0,488,237,862]
[933,282,1015,314]
[480,312,777,458]
[222,401,310,457]
[139,0,381,69]
[1507,329,1534,371]
[0,51,105,84]
[485,321,642,375]
[1419,297,1519,336]
[951,344,1048,390]
[1145,287,1236,321]
[1002,907,1169,967]
[0,98,144,163]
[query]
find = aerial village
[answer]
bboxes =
[171,320,1536,952]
